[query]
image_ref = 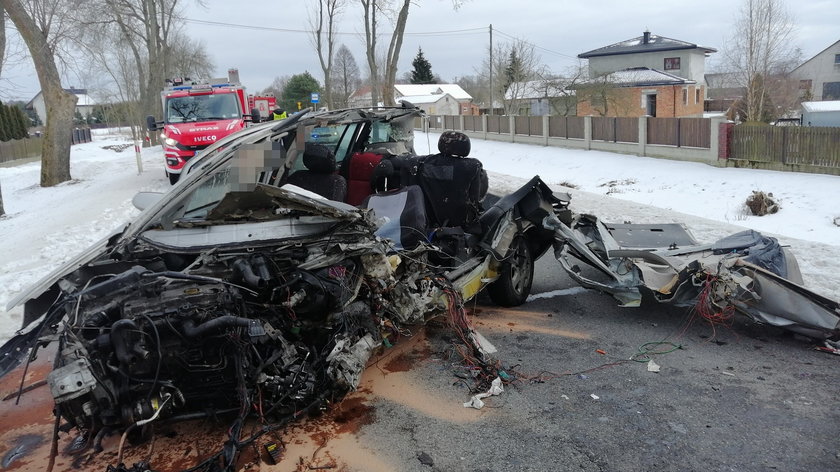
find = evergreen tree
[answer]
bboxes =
[410,47,435,84]
[504,49,524,92]
[12,106,29,138]
[0,102,10,141]
[281,72,322,112]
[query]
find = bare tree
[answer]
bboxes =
[331,44,360,108]
[309,0,343,109]
[492,39,544,115]
[103,0,183,125]
[0,10,5,77]
[723,0,799,122]
[380,0,409,106]
[165,30,214,80]
[360,0,380,106]
[2,0,77,186]
[261,75,290,98]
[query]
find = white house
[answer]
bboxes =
[26,88,96,124]
[791,40,840,101]
[397,93,460,115]
[348,83,473,112]
[504,79,575,115]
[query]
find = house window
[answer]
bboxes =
[823,82,840,100]
[799,79,812,90]
[695,89,701,104]
[664,57,681,70]
[835,54,840,64]
[682,88,687,106]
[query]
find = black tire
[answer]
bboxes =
[487,235,534,307]
[168,172,180,185]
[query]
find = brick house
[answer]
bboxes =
[576,31,716,117]
[576,68,704,117]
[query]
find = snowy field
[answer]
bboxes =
[0,128,838,343]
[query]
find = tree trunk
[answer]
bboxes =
[0,10,4,216]
[382,0,410,107]
[2,0,76,187]
[361,0,379,107]
[0,9,6,76]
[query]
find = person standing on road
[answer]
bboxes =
[272,108,287,120]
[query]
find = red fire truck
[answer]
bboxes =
[147,69,276,184]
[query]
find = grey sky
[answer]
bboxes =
[2,0,838,101]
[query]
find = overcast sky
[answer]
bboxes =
[2,0,838,102]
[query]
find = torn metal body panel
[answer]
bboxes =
[551,213,840,338]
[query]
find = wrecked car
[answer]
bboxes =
[549,214,840,339]
[1,104,838,471]
[0,105,565,471]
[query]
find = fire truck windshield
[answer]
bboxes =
[166,93,241,123]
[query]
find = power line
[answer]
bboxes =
[493,28,579,61]
[182,18,487,37]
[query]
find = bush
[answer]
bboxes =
[745,190,779,216]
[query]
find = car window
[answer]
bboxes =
[292,122,360,172]
[181,169,231,219]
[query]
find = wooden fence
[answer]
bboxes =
[647,117,711,148]
[730,125,840,168]
[592,117,638,143]
[0,138,43,164]
[0,129,92,164]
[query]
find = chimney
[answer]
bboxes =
[643,31,650,44]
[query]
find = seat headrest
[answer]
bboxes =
[438,130,470,157]
[302,143,336,173]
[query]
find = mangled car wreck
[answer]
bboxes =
[0,104,837,471]
[0,106,564,471]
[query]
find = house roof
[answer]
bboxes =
[801,101,840,113]
[26,88,96,107]
[398,93,454,105]
[578,67,696,88]
[394,84,471,101]
[579,31,716,58]
[504,79,573,100]
[792,39,840,73]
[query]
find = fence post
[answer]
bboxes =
[543,115,549,146]
[676,118,682,148]
[584,116,592,150]
[482,114,488,140]
[711,117,728,160]
[638,116,647,157]
[781,126,789,164]
[509,115,515,143]
[459,114,465,133]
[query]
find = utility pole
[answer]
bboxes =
[489,24,493,115]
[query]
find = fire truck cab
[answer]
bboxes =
[147,69,267,184]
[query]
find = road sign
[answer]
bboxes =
[311,92,320,103]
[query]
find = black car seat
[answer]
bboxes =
[415,131,488,229]
[286,143,348,201]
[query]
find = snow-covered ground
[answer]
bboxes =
[0,129,837,343]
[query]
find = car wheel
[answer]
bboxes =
[168,172,180,185]
[487,235,534,307]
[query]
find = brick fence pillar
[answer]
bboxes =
[718,122,734,160]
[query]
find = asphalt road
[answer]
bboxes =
[3,255,836,472]
[300,251,840,472]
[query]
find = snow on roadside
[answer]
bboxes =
[0,134,168,341]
